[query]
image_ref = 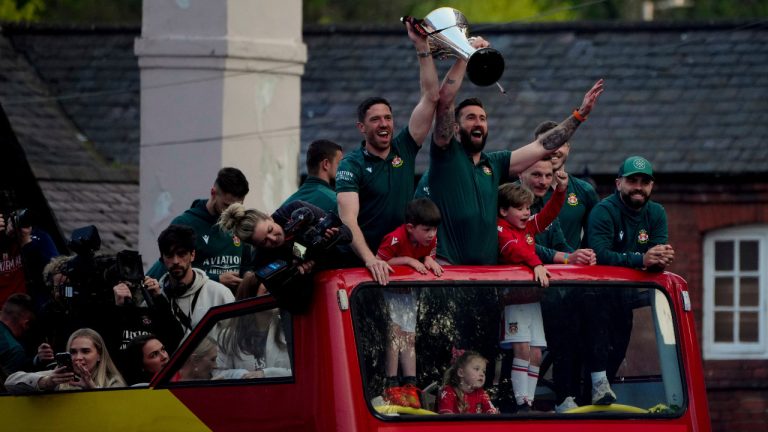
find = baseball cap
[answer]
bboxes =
[618,156,654,179]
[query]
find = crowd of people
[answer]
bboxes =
[0,21,674,416]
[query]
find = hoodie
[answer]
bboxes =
[161,268,235,333]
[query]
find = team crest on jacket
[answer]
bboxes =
[391,156,403,168]
[567,193,579,206]
[637,229,649,244]
[525,234,534,245]
[482,166,492,176]
[233,236,241,247]
[508,321,519,334]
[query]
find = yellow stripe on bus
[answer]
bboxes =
[0,388,210,432]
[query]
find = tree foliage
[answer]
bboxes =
[0,0,45,22]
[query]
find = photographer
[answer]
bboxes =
[217,201,352,311]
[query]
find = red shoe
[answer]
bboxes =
[400,384,422,409]
[384,386,407,406]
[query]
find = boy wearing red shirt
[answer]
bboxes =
[377,198,443,408]
[496,171,568,411]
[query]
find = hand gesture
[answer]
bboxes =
[643,244,675,270]
[555,170,569,192]
[424,256,443,277]
[143,276,162,297]
[533,265,551,288]
[71,361,95,389]
[37,343,54,364]
[570,248,597,266]
[113,283,132,306]
[577,78,605,118]
[365,257,394,285]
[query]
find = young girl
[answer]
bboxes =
[438,351,498,414]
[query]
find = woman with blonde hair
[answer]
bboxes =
[5,328,126,393]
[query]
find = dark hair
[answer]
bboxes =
[214,167,249,198]
[357,97,392,123]
[1,293,34,319]
[306,140,342,175]
[454,97,484,121]
[533,120,558,139]
[498,183,535,212]
[123,334,160,385]
[405,198,441,227]
[158,224,196,256]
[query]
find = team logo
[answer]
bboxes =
[525,234,534,245]
[637,229,649,244]
[482,165,492,176]
[141,315,152,327]
[391,156,403,168]
[233,236,241,247]
[391,236,399,246]
[567,193,579,206]
[633,159,648,169]
[508,322,519,335]
[202,235,209,244]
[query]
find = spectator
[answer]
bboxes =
[172,336,217,382]
[282,139,343,213]
[0,293,35,386]
[584,156,675,405]
[157,225,235,335]
[147,167,254,292]
[496,171,568,412]
[438,350,498,415]
[122,334,169,386]
[5,328,126,393]
[0,212,26,307]
[376,198,443,408]
[7,209,58,311]
[335,21,443,286]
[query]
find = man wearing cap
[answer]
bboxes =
[583,155,674,405]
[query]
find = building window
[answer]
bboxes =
[703,225,768,359]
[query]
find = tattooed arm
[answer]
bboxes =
[406,20,440,147]
[509,79,605,175]
[433,37,489,149]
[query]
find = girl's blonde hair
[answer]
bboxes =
[61,328,126,389]
[216,203,270,245]
[442,350,487,413]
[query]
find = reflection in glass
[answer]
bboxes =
[739,312,759,343]
[714,278,734,306]
[714,312,734,342]
[714,241,733,271]
[739,277,759,307]
[739,241,759,271]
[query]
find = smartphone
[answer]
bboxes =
[55,352,73,372]
[255,260,288,279]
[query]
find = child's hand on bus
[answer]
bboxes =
[407,257,428,275]
[533,265,550,288]
[424,256,443,277]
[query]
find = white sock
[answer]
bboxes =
[527,365,540,403]
[511,357,529,405]
[591,370,607,386]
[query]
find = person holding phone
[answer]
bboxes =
[4,328,126,393]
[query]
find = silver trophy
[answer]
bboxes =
[404,7,504,87]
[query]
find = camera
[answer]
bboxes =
[61,225,149,307]
[255,207,349,286]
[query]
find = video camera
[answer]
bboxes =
[255,207,348,285]
[61,225,151,308]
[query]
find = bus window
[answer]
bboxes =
[166,307,293,384]
[351,283,684,418]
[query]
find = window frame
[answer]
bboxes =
[703,225,768,359]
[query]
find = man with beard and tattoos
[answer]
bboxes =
[582,156,675,405]
[425,71,604,265]
[157,225,234,336]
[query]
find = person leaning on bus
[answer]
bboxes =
[4,328,126,393]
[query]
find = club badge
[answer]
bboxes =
[567,193,579,206]
[526,234,534,245]
[482,165,492,176]
[638,229,649,244]
[233,236,241,247]
[508,322,519,335]
[391,156,403,168]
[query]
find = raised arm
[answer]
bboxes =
[337,191,393,285]
[406,20,440,146]
[508,79,605,175]
[433,37,490,149]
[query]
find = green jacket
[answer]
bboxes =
[147,199,254,282]
[281,176,337,214]
[586,192,668,269]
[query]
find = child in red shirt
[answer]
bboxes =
[496,170,568,411]
[377,198,443,408]
[438,350,498,414]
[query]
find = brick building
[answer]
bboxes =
[0,21,766,430]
